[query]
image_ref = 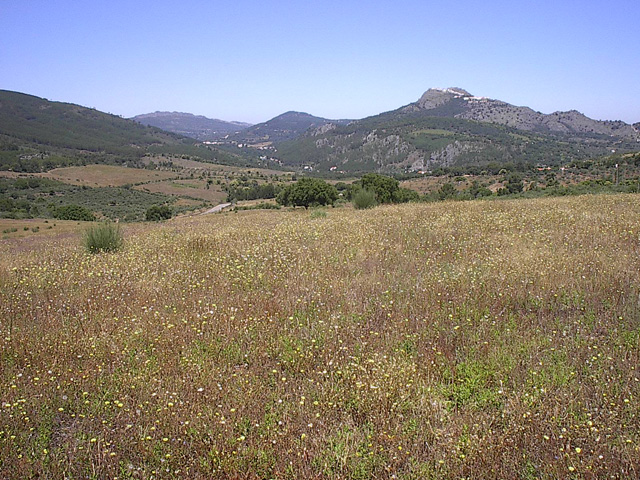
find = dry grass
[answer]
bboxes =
[401,175,503,194]
[146,156,291,176]
[136,179,228,203]
[0,218,84,240]
[42,165,177,187]
[1,195,639,479]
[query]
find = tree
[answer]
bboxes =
[392,187,420,203]
[276,178,338,209]
[505,173,524,193]
[146,205,172,221]
[54,204,95,221]
[468,180,493,198]
[438,182,457,200]
[360,173,399,204]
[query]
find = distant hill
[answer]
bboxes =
[0,90,245,172]
[229,111,351,145]
[132,111,252,140]
[273,88,640,173]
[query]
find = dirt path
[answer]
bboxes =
[201,202,232,214]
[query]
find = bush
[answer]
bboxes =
[276,178,338,209]
[310,208,327,219]
[146,205,172,221]
[352,189,378,209]
[438,183,457,200]
[54,204,95,221]
[83,222,123,254]
[393,187,420,203]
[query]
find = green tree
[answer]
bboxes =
[467,180,493,198]
[438,182,457,200]
[145,205,172,221]
[276,178,338,209]
[360,173,399,204]
[54,204,95,221]
[392,187,420,203]
[505,173,524,193]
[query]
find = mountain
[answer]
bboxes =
[0,90,245,172]
[405,88,639,139]
[273,88,640,173]
[229,111,351,146]
[132,111,251,140]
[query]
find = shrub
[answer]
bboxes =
[392,187,420,203]
[352,189,378,209]
[83,222,123,254]
[310,208,327,218]
[146,205,172,221]
[276,178,338,209]
[54,204,95,221]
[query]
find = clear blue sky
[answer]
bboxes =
[1,0,639,124]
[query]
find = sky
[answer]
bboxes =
[1,0,639,124]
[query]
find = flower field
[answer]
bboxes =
[1,195,639,479]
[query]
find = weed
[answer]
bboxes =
[83,221,123,253]
[352,188,377,209]
[310,208,327,219]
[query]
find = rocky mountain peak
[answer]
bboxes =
[416,87,472,109]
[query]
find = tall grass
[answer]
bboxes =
[1,195,639,478]
[83,221,123,253]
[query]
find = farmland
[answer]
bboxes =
[1,195,639,478]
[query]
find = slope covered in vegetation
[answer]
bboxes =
[0,90,246,172]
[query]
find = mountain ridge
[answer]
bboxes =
[404,88,639,140]
[2,87,638,175]
[228,111,351,145]
[271,87,639,173]
[132,111,252,140]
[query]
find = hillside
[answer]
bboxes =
[132,111,251,140]
[273,88,640,173]
[0,90,246,172]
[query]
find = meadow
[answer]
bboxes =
[0,195,638,479]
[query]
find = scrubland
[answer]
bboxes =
[1,195,639,479]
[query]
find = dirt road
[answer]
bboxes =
[201,203,231,214]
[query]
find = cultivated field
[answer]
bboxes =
[136,179,228,204]
[1,195,639,479]
[43,165,178,187]
[145,156,291,177]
